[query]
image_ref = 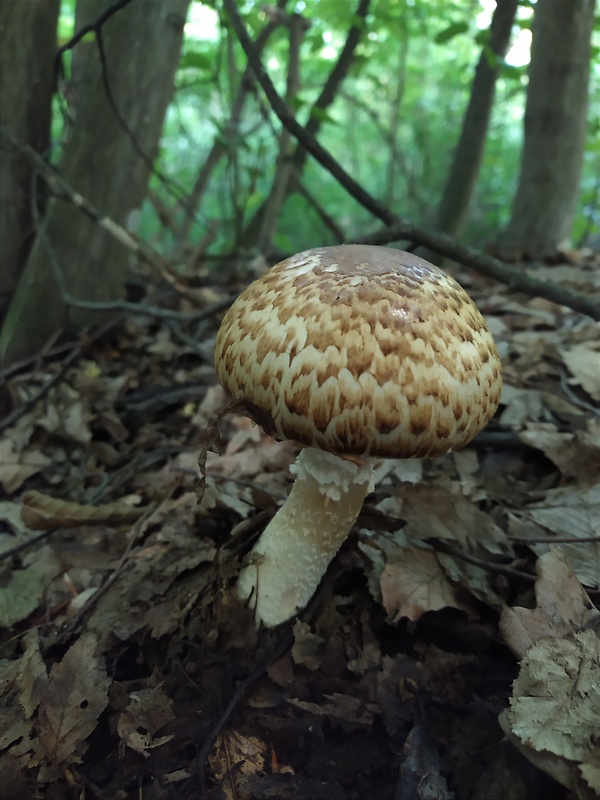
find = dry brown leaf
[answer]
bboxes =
[289,693,377,727]
[36,383,93,444]
[20,489,147,531]
[499,549,598,658]
[0,439,51,494]
[381,548,475,623]
[510,485,600,589]
[559,340,600,400]
[209,730,268,800]
[17,630,48,718]
[117,685,175,757]
[388,483,510,554]
[291,620,324,671]
[518,422,600,483]
[38,633,110,769]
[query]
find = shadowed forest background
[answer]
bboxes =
[0,0,599,798]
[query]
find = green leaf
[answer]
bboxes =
[0,566,43,628]
[434,21,469,45]
[309,106,338,126]
[500,63,527,81]
[180,49,213,72]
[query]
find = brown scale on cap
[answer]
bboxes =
[214,245,502,459]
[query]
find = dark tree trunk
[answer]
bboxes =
[1,0,190,365]
[431,0,518,245]
[0,0,60,324]
[496,0,596,260]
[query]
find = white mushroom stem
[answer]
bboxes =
[236,447,374,627]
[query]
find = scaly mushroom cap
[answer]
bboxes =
[214,245,502,459]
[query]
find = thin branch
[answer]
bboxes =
[54,0,136,71]
[357,222,600,320]
[221,0,600,322]
[507,535,600,544]
[435,541,536,582]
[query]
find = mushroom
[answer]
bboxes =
[213,245,502,627]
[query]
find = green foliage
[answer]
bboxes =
[125,0,595,261]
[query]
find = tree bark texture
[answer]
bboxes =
[497,0,596,259]
[432,0,519,241]
[1,0,190,365]
[0,0,60,324]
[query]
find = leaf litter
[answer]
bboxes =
[0,255,599,799]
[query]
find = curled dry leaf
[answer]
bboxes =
[20,489,147,531]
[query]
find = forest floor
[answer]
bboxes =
[1,253,599,800]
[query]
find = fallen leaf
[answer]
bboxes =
[518,423,600,483]
[0,439,51,494]
[20,490,147,531]
[209,730,268,800]
[117,684,175,757]
[386,483,510,554]
[499,549,598,658]
[381,548,475,623]
[17,630,48,718]
[501,631,600,798]
[289,693,377,728]
[38,633,110,768]
[510,485,600,589]
[0,566,44,628]
[559,340,600,400]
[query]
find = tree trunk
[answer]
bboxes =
[496,0,596,260]
[431,0,518,246]
[1,0,190,365]
[0,0,60,324]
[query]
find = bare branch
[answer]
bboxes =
[221,0,600,321]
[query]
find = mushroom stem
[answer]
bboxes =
[236,448,374,627]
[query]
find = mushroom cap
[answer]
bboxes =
[214,245,502,459]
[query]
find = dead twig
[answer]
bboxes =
[434,541,536,582]
[507,535,600,544]
[0,531,53,562]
